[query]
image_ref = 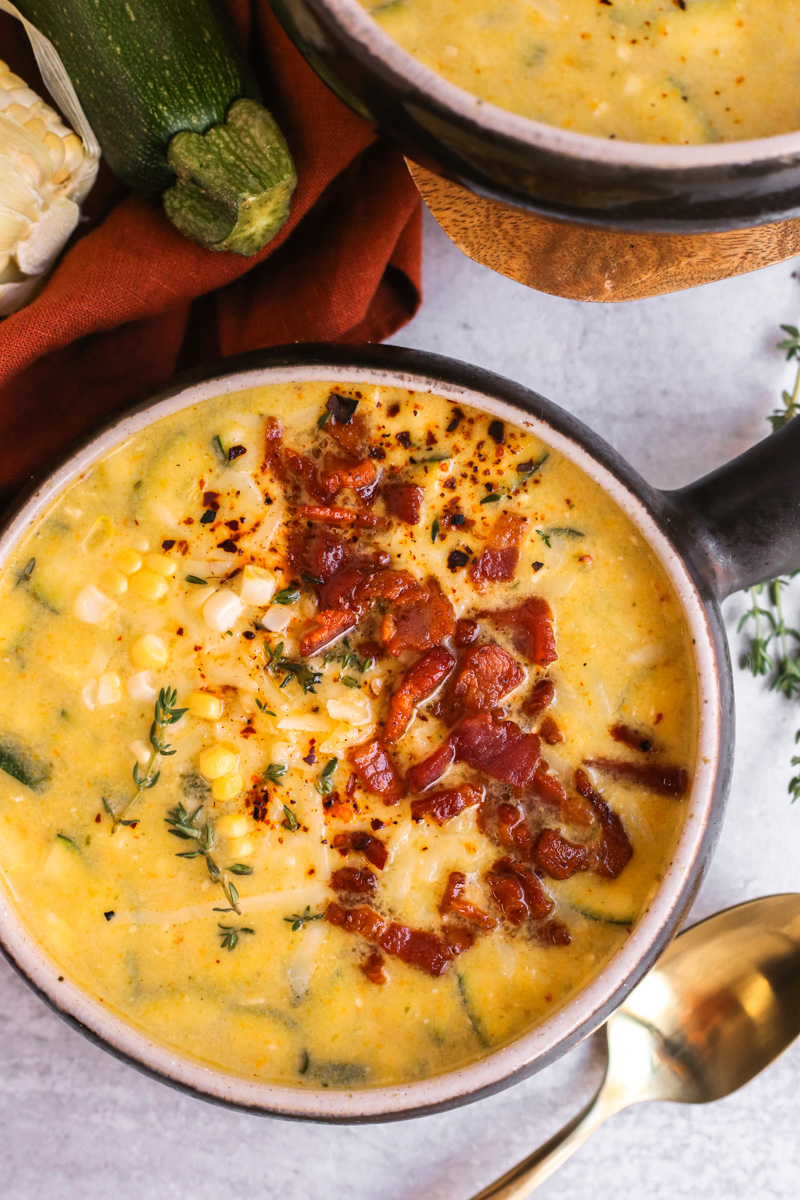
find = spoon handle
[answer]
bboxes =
[469,1080,623,1200]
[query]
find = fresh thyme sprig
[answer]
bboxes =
[165,802,245,913]
[105,688,186,830]
[772,325,800,430]
[315,757,338,795]
[218,923,254,951]
[284,907,323,932]
[264,762,287,786]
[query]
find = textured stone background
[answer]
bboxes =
[2,210,799,1198]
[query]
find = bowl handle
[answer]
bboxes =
[665,418,800,600]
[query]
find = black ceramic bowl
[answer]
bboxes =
[270,0,800,232]
[0,344,799,1119]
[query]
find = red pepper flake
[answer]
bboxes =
[161,539,176,551]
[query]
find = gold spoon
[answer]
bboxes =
[472,894,800,1200]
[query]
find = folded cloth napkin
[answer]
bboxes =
[0,0,422,503]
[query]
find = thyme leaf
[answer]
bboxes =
[105,688,186,830]
[165,802,245,913]
[284,907,324,932]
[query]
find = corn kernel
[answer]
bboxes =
[228,837,254,860]
[239,564,275,606]
[130,568,169,601]
[146,552,177,578]
[96,671,121,706]
[187,691,223,720]
[211,771,244,801]
[127,670,157,702]
[199,744,239,781]
[131,634,168,670]
[73,584,115,625]
[115,549,143,575]
[100,567,128,596]
[216,812,251,839]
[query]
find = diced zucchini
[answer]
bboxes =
[555,874,636,926]
[457,972,490,1047]
[0,737,51,792]
[43,833,83,883]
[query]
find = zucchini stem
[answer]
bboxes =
[163,99,296,256]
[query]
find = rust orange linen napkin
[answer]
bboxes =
[0,0,423,502]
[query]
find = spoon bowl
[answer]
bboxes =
[474,894,800,1199]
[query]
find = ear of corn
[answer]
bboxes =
[0,58,98,315]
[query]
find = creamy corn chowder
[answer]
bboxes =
[359,0,800,144]
[0,382,696,1088]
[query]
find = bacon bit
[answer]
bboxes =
[411,783,484,825]
[296,504,383,528]
[539,715,564,745]
[469,512,528,589]
[331,830,389,870]
[345,771,358,798]
[531,761,596,828]
[585,757,689,797]
[448,644,524,717]
[486,857,553,924]
[533,769,633,880]
[348,738,404,802]
[610,723,657,754]
[298,608,356,656]
[354,569,428,607]
[496,800,533,855]
[384,482,423,525]
[324,395,367,456]
[284,446,324,500]
[330,866,378,896]
[524,677,555,714]
[454,618,480,647]
[456,713,541,788]
[534,919,572,947]
[480,596,557,666]
[444,925,476,955]
[440,871,498,930]
[361,951,387,985]
[202,491,220,510]
[304,530,350,582]
[319,455,382,500]
[384,646,455,742]
[325,904,454,976]
[262,416,285,479]
[381,576,456,657]
[406,738,457,793]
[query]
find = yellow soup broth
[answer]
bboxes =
[0,382,696,1088]
[359,0,800,143]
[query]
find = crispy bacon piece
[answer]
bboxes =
[348,738,404,803]
[384,646,455,743]
[361,951,387,985]
[296,504,383,528]
[470,512,528,589]
[406,738,457,793]
[496,800,533,855]
[411,783,484,825]
[354,569,428,607]
[531,761,596,828]
[384,482,423,525]
[456,713,541,789]
[585,757,689,798]
[303,530,349,582]
[284,447,324,500]
[439,871,498,931]
[480,596,557,666]
[330,866,378,896]
[331,830,389,870]
[610,723,657,754]
[325,903,454,976]
[448,644,525,717]
[534,919,572,947]
[324,394,367,457]
[298,608,356,656]
[524,677,555,714]
[486,857,553,925]
[539,715,564,745]
[444,925,476,955]
[454,618,480,648]
[381,576,456,657]
[533,769,633,880]
[262,416,285,479]
[319,455,382,501]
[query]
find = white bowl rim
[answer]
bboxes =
[0,358,723,1120]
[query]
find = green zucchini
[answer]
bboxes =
[13,0,296,254]
[0,737,51,792]
[554,874,636,927]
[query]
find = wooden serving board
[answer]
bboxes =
[408,161,800,302]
